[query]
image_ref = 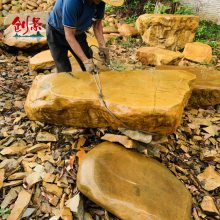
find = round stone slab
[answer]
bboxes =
[77,142,192,220]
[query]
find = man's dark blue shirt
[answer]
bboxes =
[48,0,105,34]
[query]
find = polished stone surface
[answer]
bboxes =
[156,66,220,107]
[136,14,199,50]
[25,70,195,134]
[77,142,192,220]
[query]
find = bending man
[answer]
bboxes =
[47,0,123,73]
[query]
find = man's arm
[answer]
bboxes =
[64,26,89,62]
[93,19,106,48]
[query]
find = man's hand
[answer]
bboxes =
[99,47,110,65]
[83,59,98,74]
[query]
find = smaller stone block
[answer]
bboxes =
[136,47,183,66]
[183,42,212,63]
[117,23,138,37]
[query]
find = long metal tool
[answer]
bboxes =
[90,45,157,135]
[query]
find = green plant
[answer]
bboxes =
[143,2,155,13]
[110,59,126,71]
[195,20,220,58]
[196,20,220,41]
[155,5,171,14]
[175,4,194,15]
[106,36,120,45]
[124,15,138,24]
[0,208,11,219]
[121,36,137,47]
[105,4,116,13]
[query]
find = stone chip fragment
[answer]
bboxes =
[36,132,57,142]
[7,189,32,220]
[197,166,220,191]
[0,140,27,156]
[201,196,219,216]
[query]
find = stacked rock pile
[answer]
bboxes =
[0,0,55,17]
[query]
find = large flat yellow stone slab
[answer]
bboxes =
[25,70,195,134]
[77,142,192,220]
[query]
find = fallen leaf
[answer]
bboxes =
[25,172,42,188]
[0,169,5,189]
[0,140,27,156]
[7,172,28,180]
[77,135,86,149]
[7,189,32,220]
[43,182,63,198]
[65,193,80,213]
[27,143,49,153]
[49,216,60,220]
[101,133,136,148]
[60,207,73,220]
[43,173,56,183]
[203,125,219,136]
[21,208,36,218]
[62,128,83,135]
[1,186,22,209]
[36,132,57,142]
[3,180,23,188]
[201,196,219,215]
[197,166,220,191]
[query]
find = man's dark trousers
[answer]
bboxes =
[46,24,93,73]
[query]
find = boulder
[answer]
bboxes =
[136,47,183,66]
[156,66,220,107]
[183,42,213,63]
[29,50,56,71]
[117,23,138,38]
[29,50,72,71]
[3,24,47,49]
[25,70,195,134]
[77,142,192,220]
[136,14,199,51]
